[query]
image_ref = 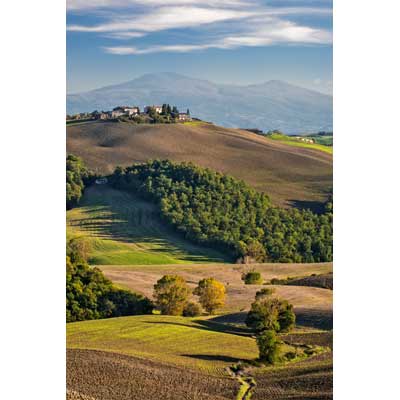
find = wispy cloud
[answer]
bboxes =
[68,6,255,33]
[67,0,249,11]
[103,20,331,55]
[67,1,332,55]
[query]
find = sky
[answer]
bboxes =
[67,0,332,94]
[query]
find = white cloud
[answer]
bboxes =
[68,1,332,55]
[68,6,255,33]
[103,19,332,55]
[67,0,249,11]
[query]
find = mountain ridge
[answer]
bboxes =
[67,73,332,133]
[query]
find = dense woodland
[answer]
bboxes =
[109,160,333,263]
[66,154,94,209]
[66,240,153,322]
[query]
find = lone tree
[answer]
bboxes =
[194,278,226,314]
[153,275,190,315]
[256,330,281,364]
[246,297,295,333]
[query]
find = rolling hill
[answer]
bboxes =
[67,185,230,265]
[67,72,332,134]
[67,121,332,209]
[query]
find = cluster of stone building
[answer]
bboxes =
[67,105,192,122]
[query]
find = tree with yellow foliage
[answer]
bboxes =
[194,278,226,314]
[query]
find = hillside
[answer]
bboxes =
[67,121,332,209]
[67,73,332,133]
[100,262,333,329]
[67,185,230,265]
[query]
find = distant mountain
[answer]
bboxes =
[67,72,332,134]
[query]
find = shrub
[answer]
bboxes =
[153,275,190,315]
[242,271,263,285]
[183,302,202,317]
[246,297,295,333]
[256,330,281,364]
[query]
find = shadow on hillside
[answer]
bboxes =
[295,308,333,330]
[181,354,242,363]
[69,187,230,262]
[288,199,325,214]
[209,312,247,325]
[209,309,333,331]
[144,319,252,338]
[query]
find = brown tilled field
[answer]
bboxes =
[67,349,239,400]
[252,351,333,400]
[67,121,332,208]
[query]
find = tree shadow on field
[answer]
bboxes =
[144,319,252,338]
[294,308,333,330]
[181,354,242,363]
[70,186,231,263]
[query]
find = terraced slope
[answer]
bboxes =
[67,185,230,265]
[67,121,332,208]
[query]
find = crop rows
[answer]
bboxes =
[67,349,239,400]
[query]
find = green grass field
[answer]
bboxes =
[67,314,258,376]
[267,134,333,154]
[67,185,231,265]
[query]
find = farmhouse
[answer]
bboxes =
[144,105,162,114]
[294,136,315,144]
[100,112,110,120]
[178,113,191,122]
[125,106,140,116]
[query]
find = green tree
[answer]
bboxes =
[256,330,281,364]
[246,297,295,333]
[153,275,190,315]
[194,278,226,314]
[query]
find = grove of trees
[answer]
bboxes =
[109,160,333,263]
[153,275,226,316]
[66,241,153,322]
[66,154,94,209]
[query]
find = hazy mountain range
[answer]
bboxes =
[67,72,332,134]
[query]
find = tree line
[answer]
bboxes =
[109,160,333,263]
[66,154,94,209]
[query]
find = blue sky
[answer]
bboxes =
[67,0,332,94]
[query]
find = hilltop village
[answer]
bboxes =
[66,104,192,124]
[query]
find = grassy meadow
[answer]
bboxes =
[267,133,333,154]
[67,314,258,376]
[67,185,230,265]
